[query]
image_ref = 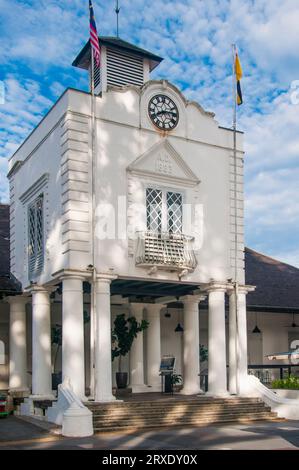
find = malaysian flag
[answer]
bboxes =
[89,0,100,67]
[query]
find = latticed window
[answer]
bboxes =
[167,192,182,233]
[146,188,162,232]
[28,195,44,277]
[146,188,182,233]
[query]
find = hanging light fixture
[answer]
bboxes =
[175,322,184,333]
[164,309,171,318]
[252,312,261,334]
[291,313,298,328]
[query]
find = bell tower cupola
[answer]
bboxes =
[72,37,163,95]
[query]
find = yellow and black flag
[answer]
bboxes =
[235,53,243,105]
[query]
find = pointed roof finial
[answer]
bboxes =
[115,0,120,38]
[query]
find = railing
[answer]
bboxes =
[135,231,197,272]
[248,364,299,385]
[200,365,299,390]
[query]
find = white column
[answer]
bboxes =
[94,274,116,402]
[62,275,86,399]
[146,304,163,391]
[129,303,146,393]
[228,290,237,395]
[31,287,53,398]
[236,287,250,395]
[207,283,228,397]
[7,296,29,393]
[180,295,206,395]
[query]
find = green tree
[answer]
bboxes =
[112,314,149,372]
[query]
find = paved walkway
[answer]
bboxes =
[1,416,299,450]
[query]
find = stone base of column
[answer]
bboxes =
[237,378,251,397]
[180,386,204,396]
[94,394,116,403]
[205,391,230,398]
[146,384,161,393]
[131,384,151,393]
[29,394,56,400]
[19,395,55,418]
[9,388,30,396]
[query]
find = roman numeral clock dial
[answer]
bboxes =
[148,95,179,131]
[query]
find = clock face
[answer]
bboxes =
[148,95,179,130]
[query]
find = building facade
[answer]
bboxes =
[3,37,296,403]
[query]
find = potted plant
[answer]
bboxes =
[172,373,183,392]
[112,313,149,389]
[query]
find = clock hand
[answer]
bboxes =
[156,110,177,116]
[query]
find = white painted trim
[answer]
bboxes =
[20,173,49,204]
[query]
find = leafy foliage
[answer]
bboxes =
[271,375,299,390]
[200,344,208,363]
[51,324,62,346]
[112,314,149,372]
[172,374,183,385]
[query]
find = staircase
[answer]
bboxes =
[86,396,282,433]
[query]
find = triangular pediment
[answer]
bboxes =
[127,139,200,187]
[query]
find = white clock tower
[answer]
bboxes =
[7,33,251,410]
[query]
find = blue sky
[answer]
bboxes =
[1,0,299,266]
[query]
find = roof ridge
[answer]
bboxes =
[245,246,299,271]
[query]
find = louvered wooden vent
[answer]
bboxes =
[106,48,144,87]
[94,60,101,89]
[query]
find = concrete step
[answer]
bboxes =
[88,396,280,433]
[87,397,263,405]
[94,415,282,433]
[86,399,265,412]
[91,406,271,418]
[93,412,278,426]
[93,406,270,418]
[93,409,277,422]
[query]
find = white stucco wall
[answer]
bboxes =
[9,81,245,289]
[8,92,70,288]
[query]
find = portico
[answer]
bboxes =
[5,276,255,402]
[3,34,258,417]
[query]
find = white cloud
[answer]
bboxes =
[0,157,8,202]
[0,76,53,201]
[0,0,299,266]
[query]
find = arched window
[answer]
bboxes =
[0,340,5,365]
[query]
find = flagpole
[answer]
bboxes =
[232,43,240,394]
[90,45,97,400]
[232,43,238,282]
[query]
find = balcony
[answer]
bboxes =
[135,231,197,274]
